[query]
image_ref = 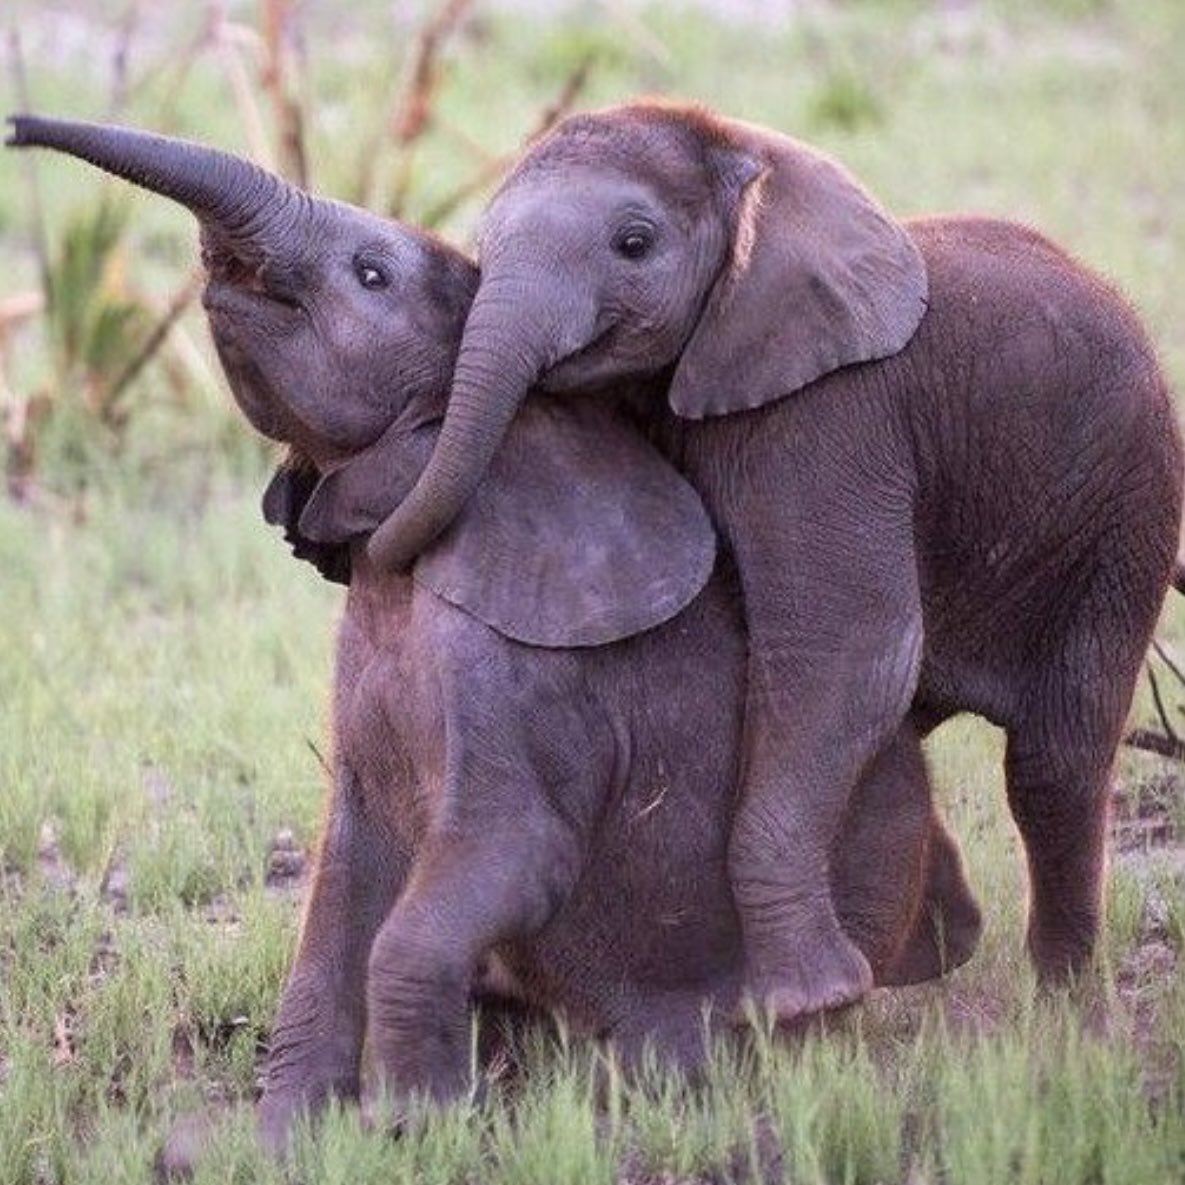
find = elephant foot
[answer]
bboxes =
[736,933,873,1026]
[256,1092,307,1161]
[882,827,984,987]
[156,1108,221,1180]
[1028,923,1097,986]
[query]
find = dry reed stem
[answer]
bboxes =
[105,271,203,413]
[390,0,475,146]
[1124,727,1185,763]
[108,2,140,117]
[212,7,274,170]
[260,0,308,186]
[124,9,218,128]
[385,0,475,216]
[6,29,54,308]
[420,54,595,230]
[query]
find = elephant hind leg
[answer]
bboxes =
[1005,714,1117,981]
[829,721,932,982]
[1005,532,1174,980]
[882,814,982,986]
[1004,648,1138,981]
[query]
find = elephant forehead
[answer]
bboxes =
[507,121,716,214]
[486,169,664,235]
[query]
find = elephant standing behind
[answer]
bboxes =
[365,100,1184,1022]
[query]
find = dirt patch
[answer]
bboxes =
[265,827,307,892]
[1113,770,1181,855]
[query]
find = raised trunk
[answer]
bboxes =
[366,278,588,571]
[6,115,303,243]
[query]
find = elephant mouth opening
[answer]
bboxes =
[540,321,618,393]
[200,240,302,313]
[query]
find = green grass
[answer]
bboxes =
[2,0,1184,1181]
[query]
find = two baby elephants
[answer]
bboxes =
[11,98,1181,1154]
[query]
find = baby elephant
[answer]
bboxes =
[8,118,981,1153]
[373,100,1184,1023]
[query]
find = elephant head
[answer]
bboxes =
[366,100,928,569]
[7,114,476,469]
[8,114,715,646]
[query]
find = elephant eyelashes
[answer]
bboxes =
[355,258,390,289]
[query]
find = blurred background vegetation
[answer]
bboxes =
[1,3,1183,1180]
[2,0,1182,501]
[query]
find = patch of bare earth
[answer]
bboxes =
[265,827,307,894]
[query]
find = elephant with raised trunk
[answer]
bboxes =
[368,100,1184,1024]
[8,117,982,1158]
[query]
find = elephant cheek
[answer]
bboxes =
[210,334,287,442]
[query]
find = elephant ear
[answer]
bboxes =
[300,399,717,648]
[668,126,928,419]
[297,422,432,546]
[262,453,352,586]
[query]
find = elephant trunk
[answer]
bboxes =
[367,274,592,570]
[6,114,306,252]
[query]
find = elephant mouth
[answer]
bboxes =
[539,322,618,393]
[200,241,303,315]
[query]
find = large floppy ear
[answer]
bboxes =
[261,452,352,586]
[296,422,433,547]
[669,122,928,419]
[417,398,716,647]
[299,399,717,648]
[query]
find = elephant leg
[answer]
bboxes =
[723,457,923,1024]
[829,721,936,983]
[365,804,581,1108]
[882,813,982,986]
[1004,682,1125,981]
[608,989,718,1079]
[257,768,409,1154]
[1005,544,1171,981]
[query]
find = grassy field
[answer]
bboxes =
[2,1,1184,1181]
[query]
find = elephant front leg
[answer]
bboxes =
[727,494,923,1024]
[365,813,581,1111]
[730,727,881,1023]
[257,769,409,1155]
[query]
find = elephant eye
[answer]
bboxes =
[614,227,654,261]
[354,258,390,290]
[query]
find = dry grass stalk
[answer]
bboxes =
[1124,727,1185,762]
[6,29,53,306]
[108,2,140,116]
[124,8,219,128]
[420,54,595,230]
[104,271,203,414]
[212,6,274,170]
[260,0,308,186]
[390,0,475,145]
[1124,640,1185,760]
[385,0,475,216]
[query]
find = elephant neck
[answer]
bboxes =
[346,543,418,634]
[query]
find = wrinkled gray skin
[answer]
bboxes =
[374,101,1184,1023]
[8,118,982,1162]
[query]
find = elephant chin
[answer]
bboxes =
[536,328,634,396]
